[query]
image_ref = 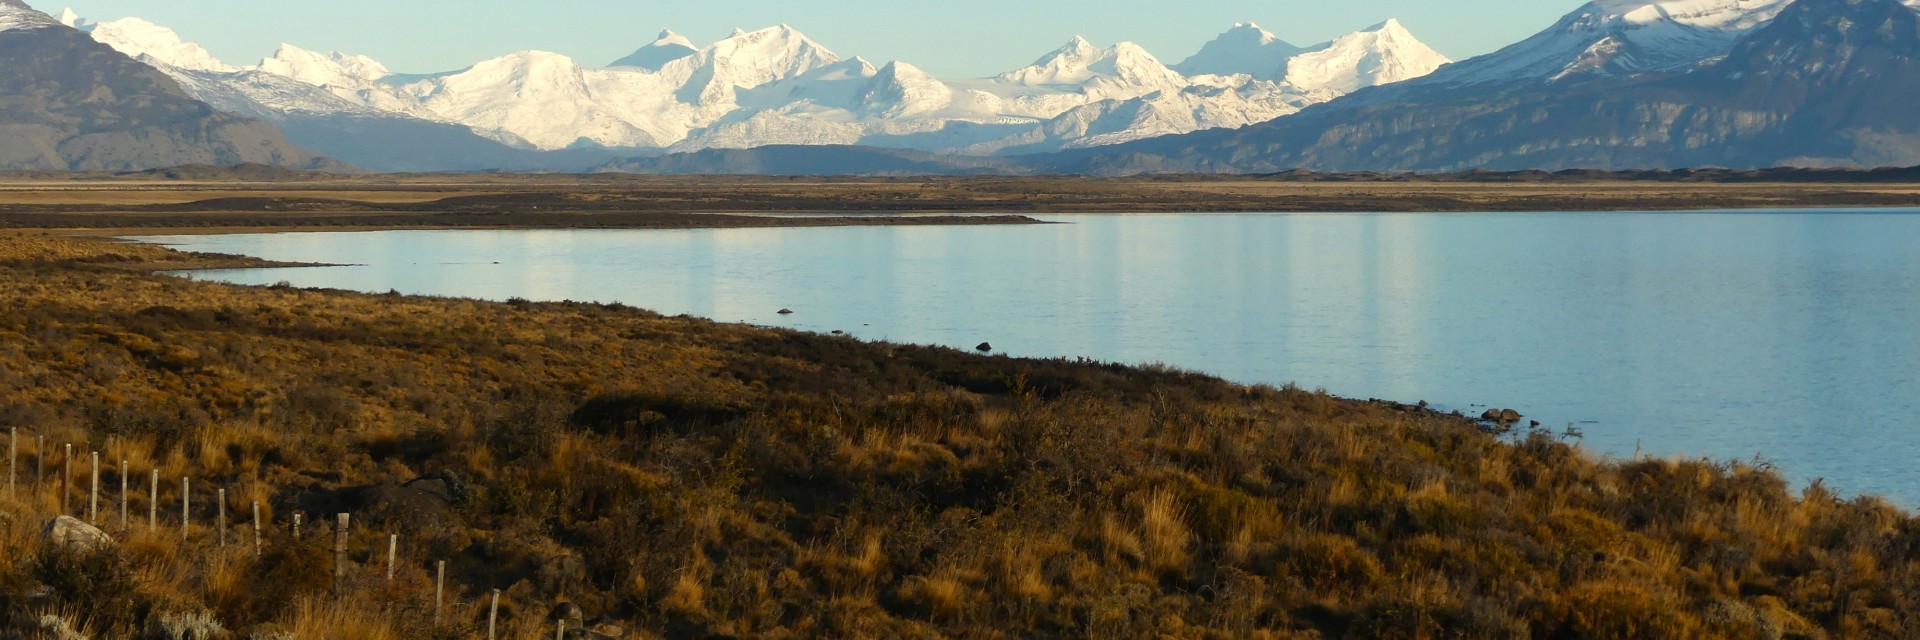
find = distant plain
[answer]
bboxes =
[4,170,1920,234]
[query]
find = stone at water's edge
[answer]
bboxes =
[41,515,112,551]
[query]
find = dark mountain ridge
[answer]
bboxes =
[0,0,336,171]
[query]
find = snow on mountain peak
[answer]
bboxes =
[85,16,236,72]
[0,0,57,33]
[1280,18,1451,94]
[655,29,693,49]
[857,59,953,118]
[59,7,1484,160]
[258,44,390,88]
[999,36,1182,89]
[54,6,89,29]
[662,24,843,103]
[1428,0,1794,87]
[611,28,699,68]
[1174,21,1304,79]
[1584,0,1789,28]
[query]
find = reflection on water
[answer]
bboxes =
[137,210,1920,505]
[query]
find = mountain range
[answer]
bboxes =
[1043,0,1920,173]
[3,0,1917,174]
[47,6,1447,171]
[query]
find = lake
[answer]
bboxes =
[135,210,1920,505]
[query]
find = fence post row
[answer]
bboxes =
[0,441,547,635]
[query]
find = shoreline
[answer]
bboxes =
[3,233,1916,636]
[0,175,1916,235]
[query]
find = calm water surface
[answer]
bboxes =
[137,211,1920,505]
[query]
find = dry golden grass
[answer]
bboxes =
[0,235,1914,638]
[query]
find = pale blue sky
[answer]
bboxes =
[53,0,1581,77]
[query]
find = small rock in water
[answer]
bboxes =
[976,342,994,353]
[778,309,795,315]
[42,516,112,551]
[1480,408,1525,424]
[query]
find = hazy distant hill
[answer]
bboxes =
[0,0,333,171]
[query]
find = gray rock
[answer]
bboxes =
[41,516,112,551]
[404,469,472,505]
[587,622,627,639]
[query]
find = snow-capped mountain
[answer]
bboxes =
[69,15,235,72]
[1421,0,1797,87]
[611,30,696,70]
[1049,0,1920,175]
[1175,23,1304,79]
[51,7,1450,169]
[1280,20,1451,95]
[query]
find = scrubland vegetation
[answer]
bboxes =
[0,233,1915,638]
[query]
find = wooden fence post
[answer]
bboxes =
[488,589,501,640]
[88,452,99,523]
[334,513,350,595]
[293,513,302,540]
[557,618,566,640]
[385,534,397,582]
[434,560,446,625]
[119,460,128,531]
[252,502,262,556]
[61,444,71,515]
[217,489,227,547]
[181,477,190,542]
[148,470,158,530]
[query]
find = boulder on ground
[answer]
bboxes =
[41,516,112,551]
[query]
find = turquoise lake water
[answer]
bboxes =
[137,210,1920,505]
